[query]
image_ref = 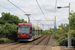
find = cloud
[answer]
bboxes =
[0,14,1,17]
[0,0,75,30]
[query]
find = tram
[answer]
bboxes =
[17,23,42,41]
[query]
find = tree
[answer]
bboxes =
[70,11,75,30]
[0,12,27,41]
[58,23,63,29]
[0,18,6,24]
[1,12,27,25]
[55,11,75,47]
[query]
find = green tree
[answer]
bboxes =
[0,12,27,42]
[70,11,75,30]
[55,11,75,47]
[1,12,27,25]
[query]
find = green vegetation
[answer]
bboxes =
[0,38,10,44]
[0,12,27,43]
[42,28,54,34]
[55,11,75,47]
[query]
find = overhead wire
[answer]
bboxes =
[7,0,38,20]
[0,5,27,20]
[7,0,44,28]
[0,5,16,14]
[8,0,27,14]
[36,0,51,30]
[36,0,48,21]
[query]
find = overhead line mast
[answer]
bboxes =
[54,0,57,15]
[54,0,57,38]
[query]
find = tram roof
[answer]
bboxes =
[18,23,42,30]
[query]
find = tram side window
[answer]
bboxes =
[36,30,37,34]
[30,27,32,33]
[36,30,38,34]
[34,30,36,34]
[32,28,35,34]
[40,30,41,34]
[41,30,42,34]
[39,30,41,34]
[38,30,39,33]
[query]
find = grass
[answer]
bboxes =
[52,36,59,46]
[54,39,59,46]
[0,38,10,44]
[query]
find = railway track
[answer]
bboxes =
[19,35,50,50]
[42,35,51,50]
[19,35,47,50]
[27,34,52,50]
[0,43,25,50]
[0,35,52,50]
[11,43,28,50]
[28,35,48,50]
[9,35,46,50]
[0,41,32,50]
[0,42,19,48]
[0,35,46,50]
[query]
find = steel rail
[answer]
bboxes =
[0,42,19,49]
[11,43,27,50]
[28,35,48,50]
[20,35,45,50]
[42,34,52,50]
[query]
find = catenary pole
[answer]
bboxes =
[68,3,72,48]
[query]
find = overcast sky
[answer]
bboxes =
[0,0,75,30]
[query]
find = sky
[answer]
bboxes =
[0,0,75,30]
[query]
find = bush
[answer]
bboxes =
[0,23,18,41]
[0,12,27,43]
[56,30,75,47]
[71,30,75,47]
[59,38,68,46]
[0,38,10,44]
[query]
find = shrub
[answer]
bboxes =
[0,38,10,44]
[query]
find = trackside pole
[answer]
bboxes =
[68,3,72,48]
[54,16,56,38]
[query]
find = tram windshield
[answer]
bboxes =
[18,25,29,33]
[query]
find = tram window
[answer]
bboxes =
[36,30,38,34]
[32,28,35,34]
[30,27,32,33]
[41,30,42,33]
[36,30,37,33]
[39,30,40,33]
[18,25,29,33]
[37,30,38,34]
